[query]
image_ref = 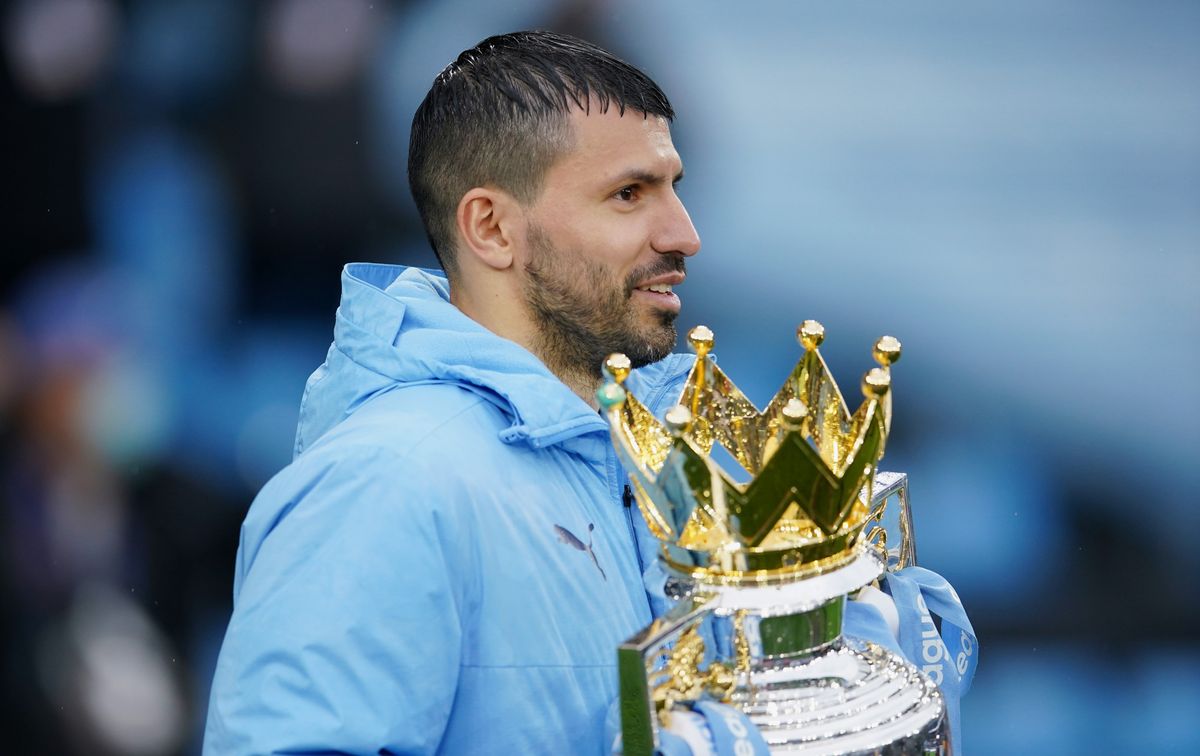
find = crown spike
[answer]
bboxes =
[798,320,825,350]
[688,326,715,358]
[873,336,902,368]
[604,353,633,384]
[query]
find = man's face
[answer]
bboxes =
[519,106,701,376]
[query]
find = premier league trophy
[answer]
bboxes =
[597,321,950,754]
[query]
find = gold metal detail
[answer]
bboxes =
[865,524,889,565]
[599,323,901,586]
[733,610,751,679]
[663,405,693,436]
[687,325,715,357]
[798,320,825,350]
[862,367,890,399]
[604,352,633,384]
[652,626,736,726]
[873,335,902,367]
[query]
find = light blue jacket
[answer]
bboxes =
[204,263,973,755]
[204,264,692,754]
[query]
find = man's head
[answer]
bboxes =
[408,31,700,389]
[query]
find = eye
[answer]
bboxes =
[614,185,638,202]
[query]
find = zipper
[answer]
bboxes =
[623,483,646,576]
[606,444,647,581]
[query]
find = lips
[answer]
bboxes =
[627,259,686,312]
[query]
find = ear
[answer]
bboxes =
[455,187,521,271]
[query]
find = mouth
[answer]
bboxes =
[636,282,675,295]
[632,276,684,313]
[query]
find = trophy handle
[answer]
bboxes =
[868,471,918,571]
[617,592,715,756]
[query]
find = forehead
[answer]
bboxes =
[550,106,681,181]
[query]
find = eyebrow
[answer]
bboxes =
[611,167,686,187]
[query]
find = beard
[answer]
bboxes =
[522,224,684,381]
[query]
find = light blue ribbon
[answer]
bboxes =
[610,701,771,756]
[653,729,694,756]
[692,701,771,756]
[843,598,904,656]
[883,566,979,753]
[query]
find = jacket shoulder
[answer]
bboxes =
[209,439,469,754]
[305,382,509,462]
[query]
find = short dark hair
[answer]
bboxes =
[407,31,674,278]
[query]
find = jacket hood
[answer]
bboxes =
[294,263,693,456]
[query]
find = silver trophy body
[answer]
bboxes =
[617,475,950,755]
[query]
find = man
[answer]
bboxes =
[205,31,703,754]
[205,31,975,756]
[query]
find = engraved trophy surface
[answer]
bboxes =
[598,323,949,755]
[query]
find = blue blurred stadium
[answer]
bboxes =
[2,1,1196,753]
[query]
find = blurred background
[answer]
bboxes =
[1,0,1196,753]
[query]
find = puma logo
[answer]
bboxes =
[553,523,607,581]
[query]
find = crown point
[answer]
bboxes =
[862,367,891,399]
[596,382,627,411]
[798,320,825,350]
[688,325,715,357]
[664,405,693,437]
[603,353,632,384]
[873,335,902,367]
[781,397,808,430]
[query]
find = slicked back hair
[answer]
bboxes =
[408,31,674,279]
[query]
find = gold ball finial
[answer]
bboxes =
[595,382,627,411]
[873,335,902,367]
[664,405,694,437]
[862,367,891,399]
[798,320,825,350]
[688,325,714,358]
[780,397,808,430]
[603,353,632,384]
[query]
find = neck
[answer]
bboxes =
[451,281,601,409]
[537,355,602,410]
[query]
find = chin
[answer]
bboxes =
[624,325,677,369]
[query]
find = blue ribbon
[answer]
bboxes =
[610,701,770,756]
[843,597,904,656]
[883,566,979,753]
[692,701,771,756]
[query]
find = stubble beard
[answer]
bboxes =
[522,225,683,384]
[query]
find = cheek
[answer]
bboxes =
[536,204,650,271]
[583,217,651,268]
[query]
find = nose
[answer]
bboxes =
[652,192,701,257]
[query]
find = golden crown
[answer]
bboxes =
[597,321,901,586]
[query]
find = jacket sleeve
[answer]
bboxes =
[203,446,466,755]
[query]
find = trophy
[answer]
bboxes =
[597,321,950,754]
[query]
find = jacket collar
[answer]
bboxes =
[319,263,692,450]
